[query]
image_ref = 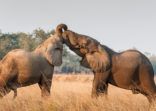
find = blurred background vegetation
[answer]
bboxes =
[0,29,156,74]
[0,29,90,73]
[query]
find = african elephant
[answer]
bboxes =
[0,24,67,98]
[61,24,156,104]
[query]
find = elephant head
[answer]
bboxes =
[62,29,110,72]
[35,24,68,66]
[62,30,100,55]
[44,37,63,66]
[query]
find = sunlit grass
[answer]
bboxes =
[0,74,154,111]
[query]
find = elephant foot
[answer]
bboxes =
[91,91,108,100]
[41,90,51,98]
[129,82,142,94]
[0,87,11,98]
[41,93,51,99]
[38,73,52,99]
[149,99,156,111]
[92,81,108,98]
[13,89,17,99]
[97,82,108,94]
[131,88,140,94]
[92,89,108,98]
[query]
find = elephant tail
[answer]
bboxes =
[55,24,68,36]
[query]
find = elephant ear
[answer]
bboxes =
[45,41,63,66]
[81,45,110,72]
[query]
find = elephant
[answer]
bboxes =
[61,24,156,104]
[0,24,67,98]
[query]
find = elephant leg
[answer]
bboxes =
[148,96,156,109]
[131,88,140,94]
[143,92,156,106]
[13,89,17,99]
[92,71,109,98]
[92,74,99,98]
[97,82,108,94]
[130,81,141,94]
[0,87,6,98]
[7,82,18,99]
[136,83,156,108]
[141,93,156,109]
[0,84,8,98]
[38,73,52,98]
[0,86,11,98]
[4,85,17,99]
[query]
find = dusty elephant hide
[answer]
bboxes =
[0,24,67,98]
[61,25,156,105]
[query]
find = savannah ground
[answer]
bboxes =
[0,74,155,111]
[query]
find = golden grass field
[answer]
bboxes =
[0,74,155,111]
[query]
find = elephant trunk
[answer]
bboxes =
[62,31,79,48]
[56,24,68,36]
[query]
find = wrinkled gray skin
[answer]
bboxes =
[61,24,156,105]
[0,24,67,98]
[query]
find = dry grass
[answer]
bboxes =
[0,74,155,111]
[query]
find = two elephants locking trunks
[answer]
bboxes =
[0,24,156,105]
